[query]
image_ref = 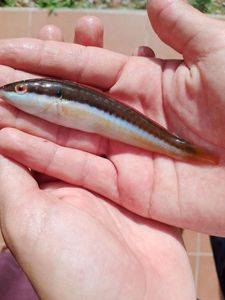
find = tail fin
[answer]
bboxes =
[182,143,219,165]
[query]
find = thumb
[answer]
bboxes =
[147,0,223,61]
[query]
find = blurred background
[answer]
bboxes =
[0,0,224,14]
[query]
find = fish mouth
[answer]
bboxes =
[0,80,24,92]
[0,83,10,94]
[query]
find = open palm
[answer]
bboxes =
[0,0,225,299]
[0,158,194,299]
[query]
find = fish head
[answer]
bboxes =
[0,79,59,115]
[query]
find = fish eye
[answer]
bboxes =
[15,83,28,94]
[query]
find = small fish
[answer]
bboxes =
[0,78,218,164]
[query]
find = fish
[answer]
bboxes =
[0,78,218,164]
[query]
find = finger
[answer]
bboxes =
[0,154,78,294]
[109,142,154,216]
[0,65,42,86]
[0,156,38,208]
[0,38,127,89]
[0,128,119,202]
[147,0,223,61]
[0,155,40,249]
[133,46,155,57]
[38,24,64,42]
[74,16,104,47]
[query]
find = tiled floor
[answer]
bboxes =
[0,229,223,299]
[183,230,224,300]
[0,8,182,59]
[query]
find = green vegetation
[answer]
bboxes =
[0,0,147,9]
[0,0,224,14]
[189,0,223,13]
[190,0,211,12]
[36,0,74,9]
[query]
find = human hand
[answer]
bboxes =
[2,0,225,298]
[38,15,103,46]
[0,154,195,299]
[0,10,197,300]
[0,0,224,234]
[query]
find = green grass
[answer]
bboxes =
[189,0,223,13]
[0,0,224,14]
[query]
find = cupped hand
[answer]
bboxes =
[0,155,195,299]
[0,0,224,234]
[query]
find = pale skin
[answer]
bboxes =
[0,0,225,299]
